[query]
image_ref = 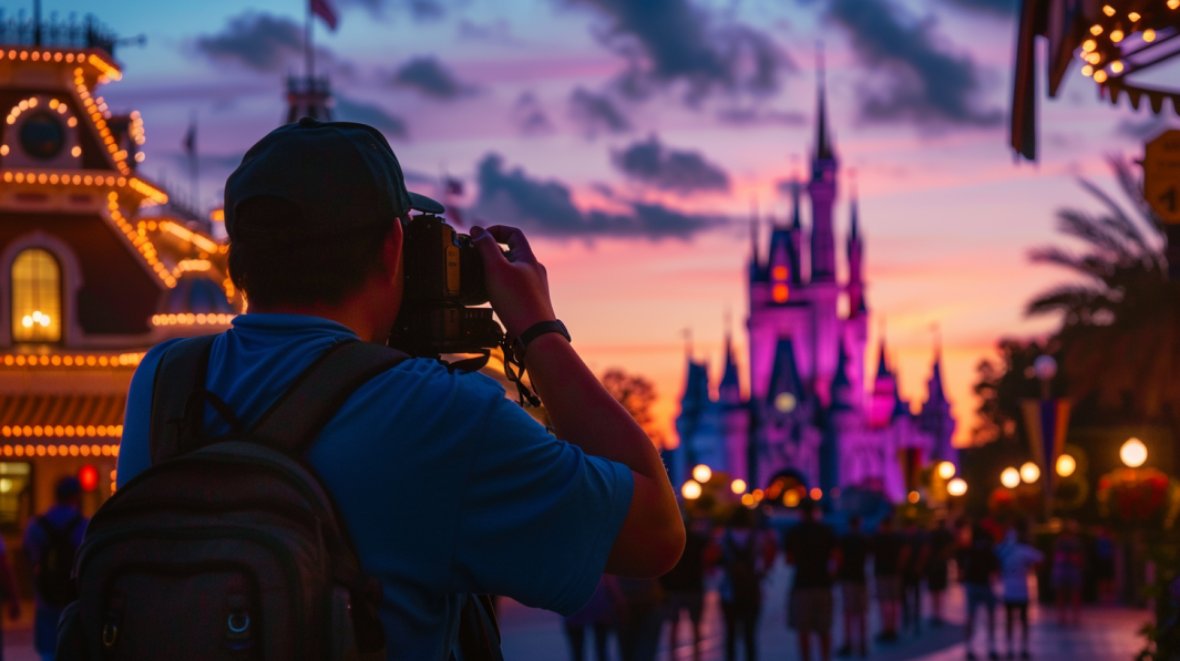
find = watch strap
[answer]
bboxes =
[513,319,570,358]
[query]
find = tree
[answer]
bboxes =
[600,368,665,449]
[1024,156,1180,426]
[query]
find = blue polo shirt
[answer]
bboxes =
[118,314,633,660]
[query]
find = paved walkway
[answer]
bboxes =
[0,560,1147,659]
[500,558,1149,660]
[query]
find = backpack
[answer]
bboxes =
[34,513,83,608]
[722,532,761,611]
[56,336,406,660]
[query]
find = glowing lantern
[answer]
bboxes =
[936,461,956,480]
[78,464,99,492]
[692,464,712,483]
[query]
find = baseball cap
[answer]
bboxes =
[224,117,443,239]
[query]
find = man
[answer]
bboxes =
[660,514,711,660]
[24,477,86,661]
[783,499,836,661]
[924,517,955,627]
[898,517,927,635]
[871,515,902,643]
[117,119,685,659]
[997,522,1042,660]
[835,515,869,658]
[715,507,774,661]
[962,525,1000,661]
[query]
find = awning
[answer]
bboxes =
[0,393,126,441]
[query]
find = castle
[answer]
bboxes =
[671,76,956,504]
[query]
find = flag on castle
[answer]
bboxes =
[311,0,338,31]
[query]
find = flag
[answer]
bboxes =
[310,0,339,31]
[182,122,196,158]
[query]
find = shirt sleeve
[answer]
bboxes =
[448,380,633,616]
[117,340,181,486]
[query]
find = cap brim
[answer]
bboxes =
[409,191,445,215]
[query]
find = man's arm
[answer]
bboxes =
[473,225,685,577]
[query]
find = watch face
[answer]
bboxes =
[20,111,65,160]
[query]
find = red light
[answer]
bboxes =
[78,465,99,492]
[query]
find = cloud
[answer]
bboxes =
[388,56,477,101]
[512,92,553,135]
[563,0,790,105]
[827,0,1003,128]
[472,153,721,239]
[568,87,631,136]
[1115,115,1179,140]
[716,106,806,126]
[336,0,447,20]
[944,0,1018,16]
[334,95,409,139]
[456,17,517,44]
[194,12,337,74]
[611,135,730,194]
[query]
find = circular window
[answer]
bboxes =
[19,110,65,160]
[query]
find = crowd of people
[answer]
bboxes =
[562,499,1112,661]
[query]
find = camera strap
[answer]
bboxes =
[498,337,541,409]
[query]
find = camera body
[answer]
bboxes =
[388,213,504,356]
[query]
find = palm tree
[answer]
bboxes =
[1026,156,1180,423]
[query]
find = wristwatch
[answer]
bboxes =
[512,319,571,359]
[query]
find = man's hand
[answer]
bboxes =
[471,225,556,338]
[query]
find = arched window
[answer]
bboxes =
[11,248,62,343]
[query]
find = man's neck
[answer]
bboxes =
[249,302,383,342]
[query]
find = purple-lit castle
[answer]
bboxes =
[671,79,956,504]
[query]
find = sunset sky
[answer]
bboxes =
[38,0,1180,444]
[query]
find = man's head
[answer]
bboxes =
[224,118,442,314]
[55,476,81,506]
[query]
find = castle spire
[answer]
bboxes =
[720,309,741,402]
[814,43,835,162]
[789,178,802,230]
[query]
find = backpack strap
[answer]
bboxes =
[149,335,222,464]
[248,340,409,455]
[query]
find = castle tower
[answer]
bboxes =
[869,337,898,429]
[805,55,841,399]
[843,186,869,408]
[719,323,750,480]
[917,340,957,464]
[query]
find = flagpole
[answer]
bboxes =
[189,113,199,215]
[305,0,314,83]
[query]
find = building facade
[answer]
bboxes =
[0,18,238,537]
[672,78,957,504]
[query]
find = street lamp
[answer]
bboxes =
[936,461,956,480]
[1120,437,1147,468]
[947,477,968,497]
[1056,453,1077,478]
[681,480,702,500]
[1020,461,1041,484]
[1001,466,1021,489]
[692,464,712,483]
[731,478,747,495]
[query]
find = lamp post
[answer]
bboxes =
[1021,355,1071,520]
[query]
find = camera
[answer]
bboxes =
[387,212,504,356]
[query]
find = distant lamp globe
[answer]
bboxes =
[1001,467,1021,489]
[936,461,956,480]
[1055,454,1077,478]
[947,478,968,497]
[1033,355,1058,381]
[774,392,797,413]
[1020,461,1041,484]
[731,479,748,495]
[907,490,920,504]
[692,464,712,483]
[681,480,702,501]
[1121,438,1147,468]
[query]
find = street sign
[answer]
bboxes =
[1145,129,1180,224]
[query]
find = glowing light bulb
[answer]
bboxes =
[1020,462,1041,484]
[1102,4,1115,16]
[1081,64,1094,77]
[1090,24,1104,36]
[1144,29,1157,42]
[1001,467,1021,489]
[1128,11,1140,21]
[731,479,747,495]
[681,480,702,500]
[1110,29,1124,43]
[1094,69,1109,83]
[1083,38,1097,52]
[1056,454,1077,478]
[1121,438,1147,468]
[692,464,712,483]
[937,461,956,480]
[1111,60,1124,73]
[947,478,968,497]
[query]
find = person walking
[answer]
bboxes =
[962,524,1000,660]
[660,516,711,660]
[784,499,837,661]
[716,507,773,661]
[617,576,665,661]
[24,477,87,661]
[925,517,955,627]
[997,522,1043,660]
[563,575,625,661]
[1051,520,1085,627]
[871,515,903,643]
[899,518,928,636]
[834,515,869,658]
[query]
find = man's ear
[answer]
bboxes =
[384,219,404,278]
